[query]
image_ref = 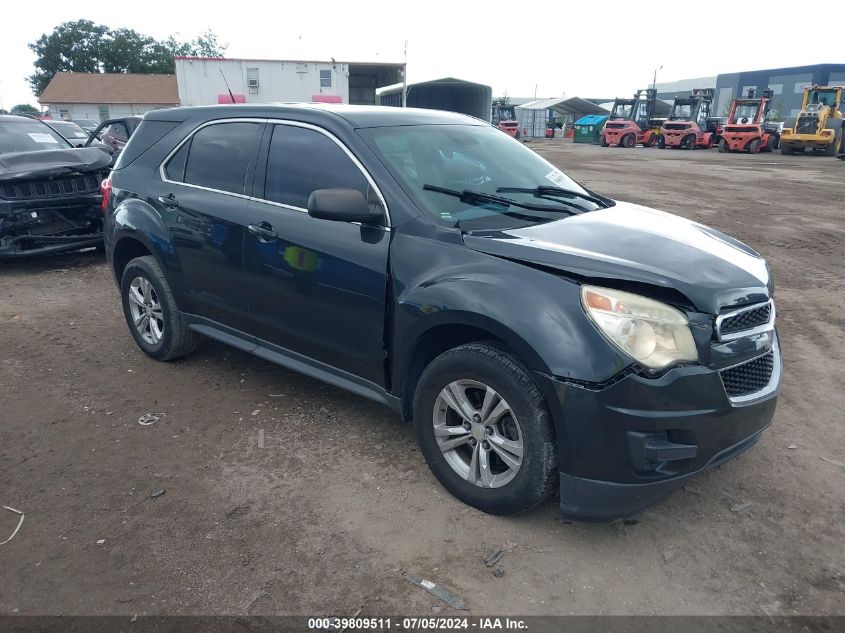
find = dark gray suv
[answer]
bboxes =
[103,104,780,520]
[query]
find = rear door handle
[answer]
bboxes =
[157,193,179,208]
[248,221,278,243]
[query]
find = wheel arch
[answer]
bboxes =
[396,313,548,423]
[111,234,157,283]
[109,197,178,286]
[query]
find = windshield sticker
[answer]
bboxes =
[545,169,569,187]
[27,133,58,143]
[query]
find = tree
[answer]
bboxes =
[28,20,109,96]
[11,104,39,114]
[28,21,227,97]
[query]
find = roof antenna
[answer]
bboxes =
[219,68,236,104]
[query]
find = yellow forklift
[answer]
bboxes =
[780,85,843,155]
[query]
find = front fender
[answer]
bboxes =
[389,225,630,389]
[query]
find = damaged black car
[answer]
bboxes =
[0,115,110,259]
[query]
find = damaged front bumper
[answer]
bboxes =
[0,192,104,259]
[534,332,780,521]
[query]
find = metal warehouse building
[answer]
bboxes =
[655,64,845,120]
[713,63,845,119]
[174,57,405,107]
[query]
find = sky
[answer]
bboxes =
[2,0,844,109]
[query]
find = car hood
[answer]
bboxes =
[462,200,771,313]
[0,147,111,182]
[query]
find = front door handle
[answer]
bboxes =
[248,221,278,243]
[157,193,179,209]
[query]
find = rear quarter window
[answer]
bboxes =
[113,120,180,170]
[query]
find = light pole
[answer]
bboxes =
[652,65,663,93]
[401,40,408,108]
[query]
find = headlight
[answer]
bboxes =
[581,285,698,369]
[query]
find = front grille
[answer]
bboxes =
[796,116,818,135]
[664,123,690,130]
[721,352,774,397]
[720,303,772,336]
[0,175,100,201]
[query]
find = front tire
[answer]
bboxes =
[120,255,202,361]
[412,343,557,515]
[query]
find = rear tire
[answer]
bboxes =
[748,139,760,154]
[120,255,202,361]
[600,135,609,147]
[656,135,665,149]
[412,343,557,515]
[718,139,727,153]
[683,134,696,150]
[621,134,635,148]
[781,144,794,155]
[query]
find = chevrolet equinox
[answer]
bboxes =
[104,104,781,520]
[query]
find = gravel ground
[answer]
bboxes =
[1,141,843,617]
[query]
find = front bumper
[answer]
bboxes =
[535,334,781,521]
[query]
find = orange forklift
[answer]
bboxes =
[492,100,520,138]
[719,89,779,153]
[600,89,661,147]
[659,88,719,149]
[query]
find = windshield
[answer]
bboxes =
[48,121,89,139]
[670,102,694,119]
[0,119,71,154]
[611,102,634,119]
[808,89,837,107]
[731,103,760,123]
[361,124,596,230]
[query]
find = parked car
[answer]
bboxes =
[0,115,110,259]
[73,119,99,134]
[42,119,92,147]
[84,117,142,164]
[104,105,780,520]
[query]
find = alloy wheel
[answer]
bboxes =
[128,276,164,345]
[432,379,524,488]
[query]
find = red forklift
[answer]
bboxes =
[601,89,661,147]
[659,88,719,149]
[492,100,519,138]
[719,89,779,153]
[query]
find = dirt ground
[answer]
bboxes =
[1,141,844,617]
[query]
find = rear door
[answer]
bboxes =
[243,122,390,385]
[159,119,265,327]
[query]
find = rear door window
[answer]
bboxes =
[177,122,262,195]
[263,125,369,209]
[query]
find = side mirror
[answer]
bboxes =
[307,188,384,224]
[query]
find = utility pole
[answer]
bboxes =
[402,40,408,107]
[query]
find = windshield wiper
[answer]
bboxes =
[422,184,581,216]
[495,186,610,208]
